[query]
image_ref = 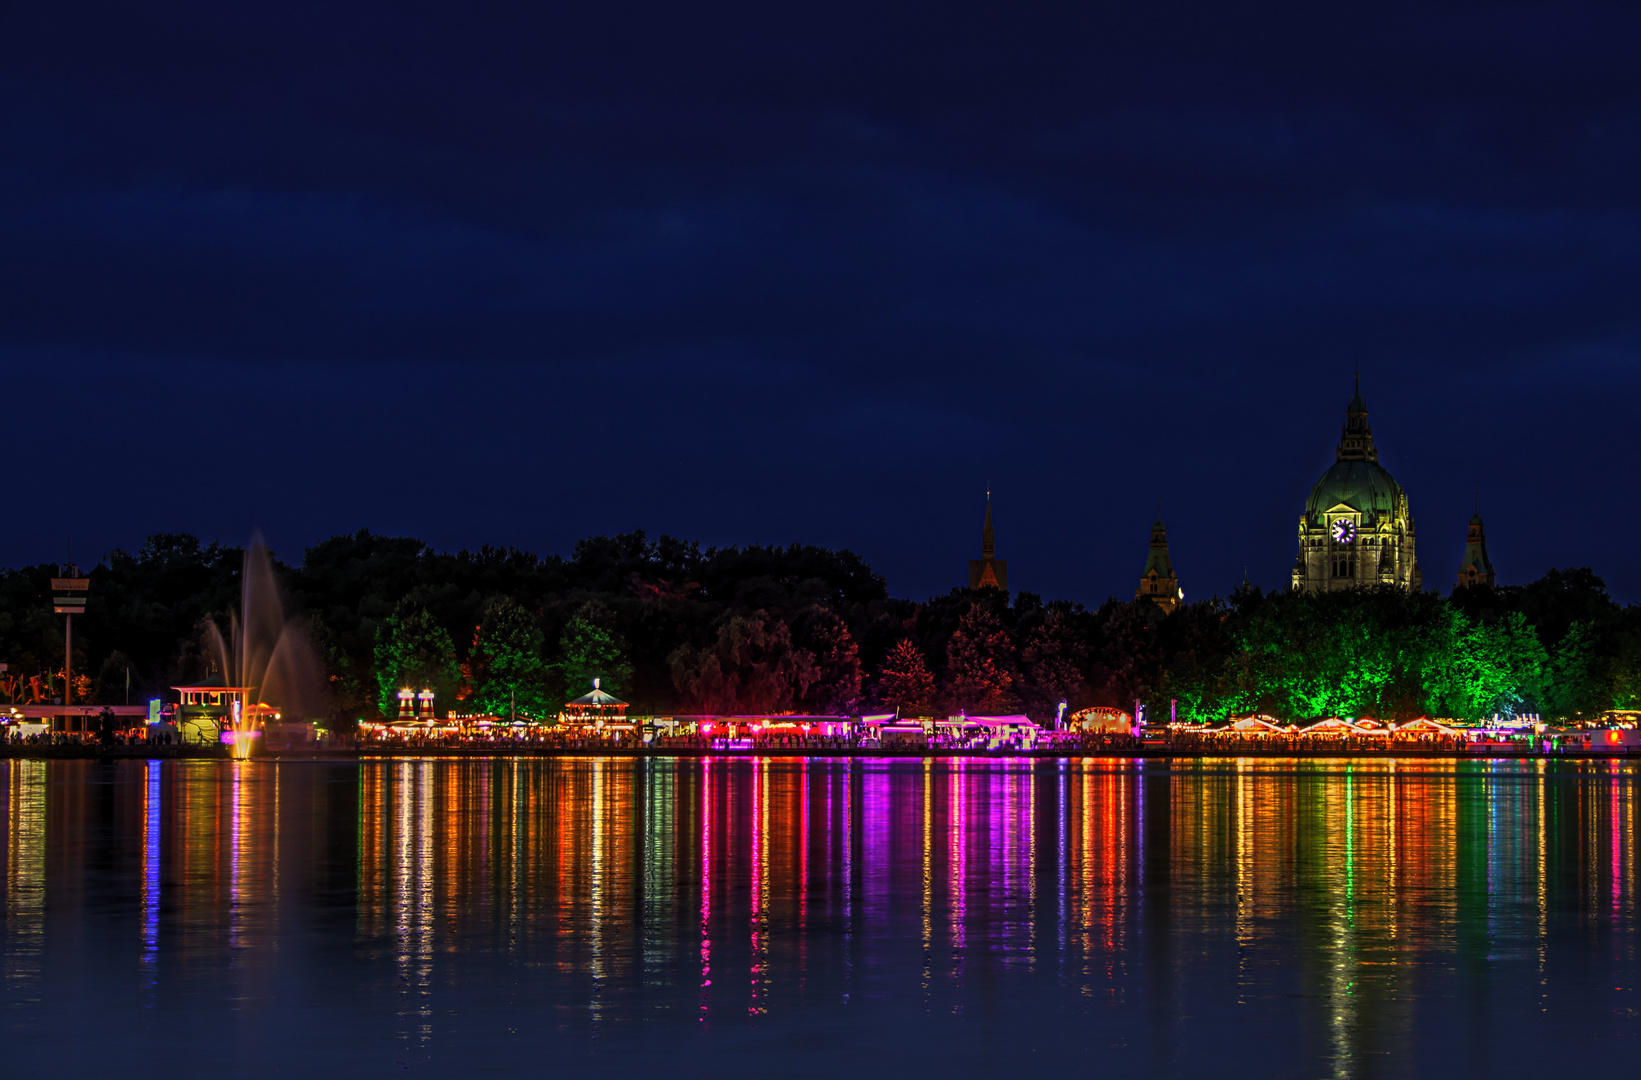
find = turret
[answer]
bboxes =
[968,493,1008,591]
[1336,372,1379,463]
[1456,501,1496,589]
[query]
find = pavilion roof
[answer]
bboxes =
[1297,717,1385,734]
[1393,717,1463,734]
[965,714,1038,727]
[1224,716,1287,732]
[565,687,628,708]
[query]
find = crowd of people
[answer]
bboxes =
[1165,731,1480,754]
[353,726,1148,754]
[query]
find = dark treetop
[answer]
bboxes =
[2,531,1637,728]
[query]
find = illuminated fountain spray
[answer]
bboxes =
[205,538,322,759]
[229,699,251,761]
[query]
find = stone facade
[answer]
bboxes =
[1456,511,1496,589]
[1136,515,1181,613]
[1291,383,1420,594]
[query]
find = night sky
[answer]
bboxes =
[4,1,1638,603]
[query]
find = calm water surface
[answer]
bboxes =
[2,757,1636,1078]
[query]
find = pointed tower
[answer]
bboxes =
[968,494,1008,591]
[1456,498,1496,589]
[1136,508,1181,613]
[1336,373,1378,463]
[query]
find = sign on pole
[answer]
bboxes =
[51,577,89,614]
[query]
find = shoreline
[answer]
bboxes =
[1,745,1633,762]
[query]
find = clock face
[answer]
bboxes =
[1332,518,1357,543]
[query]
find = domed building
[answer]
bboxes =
[1291,381,1420,593]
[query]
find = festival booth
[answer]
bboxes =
[642,715,715,745]
[1448,719,1533,752]
[694,716,857,749]
[865,715,983,750]
[853,714,908,749]
[877,723,929,750]
[1389,717,1464,747]
[1066,706,1135,735]
[1541,727,1641,754]
[1170,715,1290,750]
[755,716,855,746]
[1295,717,1391,746]
[1225,716,1289,736]
[963,715,1041,751]
[362,717,459,744]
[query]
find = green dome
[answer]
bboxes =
[1305,459,1401,526]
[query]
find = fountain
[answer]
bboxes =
[203,537,324,758]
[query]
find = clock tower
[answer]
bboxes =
[1291,379,1420,594]
[1136,509,1181,613]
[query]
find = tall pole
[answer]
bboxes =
[52,560,87,736]
[64,541,71,735]
[64,613,72,732]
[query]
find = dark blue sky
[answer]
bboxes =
[3,1,1638,603]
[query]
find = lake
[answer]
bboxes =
[2,756,1636,1077]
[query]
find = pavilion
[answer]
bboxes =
[173,680,256,744]
[561,679,629,728]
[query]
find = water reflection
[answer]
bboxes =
[0,757,1637,1076]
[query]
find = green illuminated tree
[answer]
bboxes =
[1544,620,1604,721]
[1229,587,1446,721]
[373,601,461,718]
[555,601,633,705]
[1607,623,1641,711]
[1427,608,1546,720]
[469,597,552,719]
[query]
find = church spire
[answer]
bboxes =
[968,492,1008,592]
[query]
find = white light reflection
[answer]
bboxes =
[391,761,435,1047]
[2,761,47,997]
[590,758,606,1022]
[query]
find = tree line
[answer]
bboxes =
[1,530,1637,726]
